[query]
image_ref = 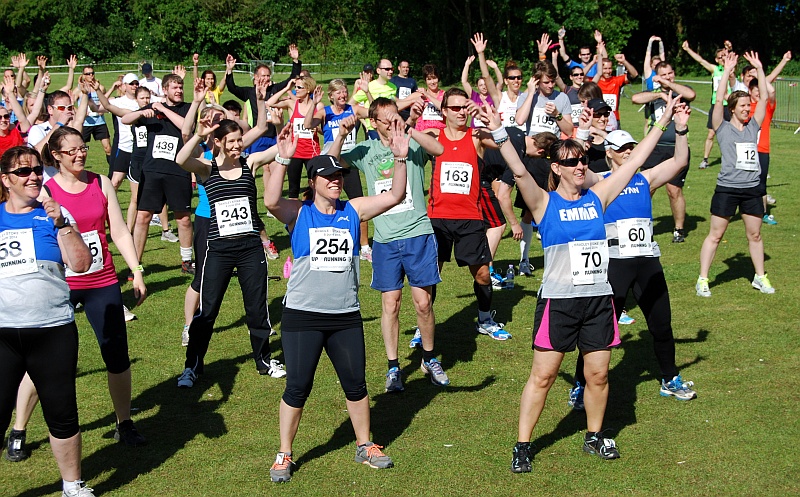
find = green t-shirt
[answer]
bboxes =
[342,139,432,243]
[711,65,727,105]
[353,81,399,131]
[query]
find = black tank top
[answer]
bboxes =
[203,157,263,240]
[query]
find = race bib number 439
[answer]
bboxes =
[0,228,38,279]
[440,162,473,195]
[568,239,609,286]
[152,135,178,161]
[309,227,353,271]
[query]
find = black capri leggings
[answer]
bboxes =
[287,157,313,199]
[70,283,131,374]
[0,322,80,439]
[281,321,367,409]
[575,256,678,384]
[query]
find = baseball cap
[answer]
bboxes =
[362,63,374,72]
[587,98,612,114]
[306,155,350,179]
[122,73,138,84]
[604,130,638,151]
[141,63,153,75]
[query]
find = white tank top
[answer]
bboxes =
[497,91,525,131]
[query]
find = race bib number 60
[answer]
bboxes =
[568,239,609,286]
[0,228,38,279]
[309,227,353,271]
[616,218,653,257]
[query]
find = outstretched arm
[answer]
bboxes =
[766,51,792,83]
[471,33,502,104]
[712,53,738,130]
[263,124,303,228]
[743,51,769,126]
[681,41,718,73]
[642,103,690,190]
[461,55,475,96]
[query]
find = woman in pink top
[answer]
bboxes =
[414,64,445,135]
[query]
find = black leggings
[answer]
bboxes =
[575,256,677,384]
[287,157,313,199]
[0,323,80,439]
[70,283,131,374]
[184,236,272,374]
[281,322,367,408]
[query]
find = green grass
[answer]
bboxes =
[4,75,799,496]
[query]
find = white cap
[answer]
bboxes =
[122,73,139,84]
[604,130,638,151]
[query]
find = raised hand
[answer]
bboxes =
[388,119,409,158]
[16,53,29,69]
[226,54,237,72]
[486,59,498,70]
[465,55,475,67]
[681,40,690,51]
[288,44,299,61]
[783,51,793,62]
[36,55,47,71]
[2,74,15,98]
[66,54,77,70]
[197,116,220,139]
[312,85,323,105]
[537,33,551,55]
[614,53,626,63]
[256,78,269,101]
[193,78,206,103]
[471,33,487,54]
[173,65,187,79]
[339,114,358,135]
[673,101,691,127]
[594,30,603,43]
[742,51,762,70]
[192,53,200,65]
[277,123,298,159]
[558,26,566,39]
[723,52,738,72]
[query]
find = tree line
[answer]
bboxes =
[1,0,797,79]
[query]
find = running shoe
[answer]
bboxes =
[270,452,295,483]
[617,311,635,325]
[62,482,95,497]
[421,358,450,386]
[354,442,393,469]
[583,432,620,459]
[123,305,137,322]
[177,368,197,388]
[360,246,373,263]
[660,375,697,401]
[752,274,775,294]
[258,359,287,378]
[762,214,777,225]
[476,313,512,340]
[518,260,533,277]
[149,217,162,227]
[4,429,28,462]
[568,381,585,411]
[766,194,777,206]
[698,159,709,169]
[385,367,404,393]
[696,277,711,298]
[265,240,279,259]
[181,324,190,347]
[510,441,533,473]
[181,260,195,275]
[672,229,686,243]
[114,420,147,447]
[408,327,422,348]
[161,230,179,242]
[490,271,505,290]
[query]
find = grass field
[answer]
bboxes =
[3,73,800,496]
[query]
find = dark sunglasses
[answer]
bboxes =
[445,105,468,112]
[613,144,636,153]
[557,155,589,167]
[128,81,139,86]
[593,110,610,118]
[0,114,11,121]
[83,71,94,76]
[506,75,523,80]
[378,67,393,71]
[7,165,44,177]
[571,72,585,77]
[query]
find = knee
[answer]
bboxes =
[529,369,558,390]
[45,411,80,439]
[381,296,402,317]
[746,230,762,243]
[474,266,491,286]
[666,187,682,201]
[282,379,313,408]
[342,382,368,403]
[583,367,609,388]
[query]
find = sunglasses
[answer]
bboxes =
[593,111,610,118]
[7,165,44,177]
[557,155,589,167]
[571,72,585,77]
[127,81,139,86]
[0,114,10,121]
[445,105,468,112]
[378,67,393,71]
[83,72,94,76]
[53,104,75,112]
[58,145,90,156]
[613,144,636,153]
[506,75,523,81]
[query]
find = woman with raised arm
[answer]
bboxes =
[264,116,408,483]
[480,94,677,472]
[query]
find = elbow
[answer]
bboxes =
[70,250,93,274]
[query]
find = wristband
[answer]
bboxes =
[275,155,291,166]
[59,229,72,236]
[393,157,407,162]
[654,122,668,132]
[404,123,412,134]
[675,127,689,136]
[133,265,144,272]
[576,128,591,141]
[56,121,64,127]
[539,54,547,60]
[495,137,509,147]
[490,126,509,143]
[555,113,563,121]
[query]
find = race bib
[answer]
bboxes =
[735,143,758,171]
[616,218,653,257]
[568,239,609,286]
[152,135,178,161]
[398,87,411,99]
[135,126,148,148]
[652,80,661,90]
[65,230,104,277]
[309,227,352,271]
[375,177,413,215]
[330,124,357,152]
[570,104,583,123]
[440,162,473,195]
[215,197,253,237]
[499,104,518,128]
[712,76,722,93]
[422,102,443,121]
[0,229,37,279]
[529,107,558,134]
[652,103,666,121]
[603,94,618,111]
[292,117,314,139]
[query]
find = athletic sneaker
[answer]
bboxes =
[114,419,147,447]
[354,442,393,469]
[270,452,295,483]
[698,159,709,169]
[568,382,585,411]
[518,260,533,277]
[360,246,373,263]
[149,217,162,227]
[385,367,404,393]
[265,240,279,259]
[752,274,775,294]
[421,358,450,386]
[696,277,711,298]
[762,214,777,225]
[617,311,635,325]
[258,359,287,378]
[161,230,179,242]
[476,313,511,340]
[660,375,697,401]
[181,260,195,275]
[510,441,533,473]
[62,482,95,497]
[123,305,137,322]
[181,324,190,347]
[490,271,505,290]
[177,368,197,388]
[4,429,27,462]
[408,327,422,348]
[672,229,686,243]
[766,194,777,206]
[583,432,620,459]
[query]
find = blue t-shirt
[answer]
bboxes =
[0,202,63,263]
[195,143,213,218]
[568,60,597,78]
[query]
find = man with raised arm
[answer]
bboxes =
[558,27,600,78]
[593,36,638,128]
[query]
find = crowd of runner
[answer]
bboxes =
[0,29,789,494]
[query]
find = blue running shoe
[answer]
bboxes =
[408,327,422,348]
[568,382,584,411]
[618,311,635,325]
[660,375,697,400]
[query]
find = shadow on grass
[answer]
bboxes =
[712,252,772,287]
[15,355,247,497]
[653,213,706,238]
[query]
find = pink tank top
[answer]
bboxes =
[46,172,118,289]
[290,100,321,159]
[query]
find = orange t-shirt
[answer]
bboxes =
[597,75,629,122]
[748,100,776,154]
